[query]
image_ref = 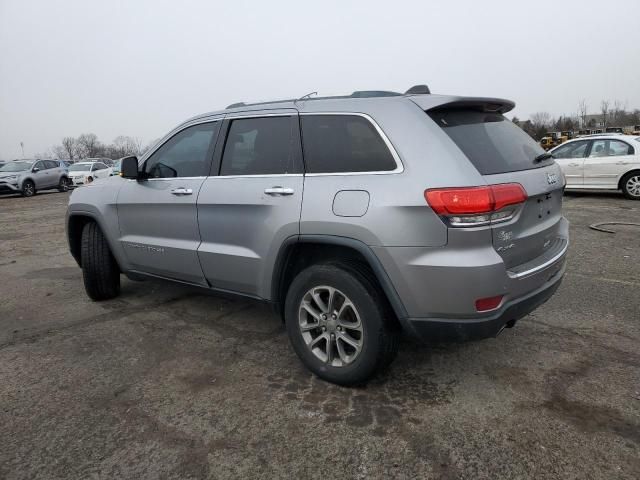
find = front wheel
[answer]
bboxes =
[58,177,70,192]
[621,172,640,200]
[22,180,35,197]
[284,263,399,386]
[81,222,120,300]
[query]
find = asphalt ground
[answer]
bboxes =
[0,189,638,479]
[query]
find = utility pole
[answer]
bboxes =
[20,142,24,158]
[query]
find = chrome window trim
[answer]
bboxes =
[224,112,295,120]
[209,173,303,179]
[130,174,304,182]
[299,112,404,176]
[137,176,207,182]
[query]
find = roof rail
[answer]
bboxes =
[350,90,401,98]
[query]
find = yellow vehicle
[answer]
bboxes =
[540,136,555,150]
[540,132,567,150]
[561,130,574,140]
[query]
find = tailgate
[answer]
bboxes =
[426,105,568,270]
[484,163,566,269]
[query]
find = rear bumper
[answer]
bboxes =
[402,268,563,342]
[372,217,569,342]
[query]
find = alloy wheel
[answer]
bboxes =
[298,286,364,367]
[626,175,640,197]
[23,182,34,197]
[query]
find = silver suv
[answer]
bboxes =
[66,86,569,385]
[0,159,70,196]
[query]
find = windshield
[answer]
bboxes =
[69,164,91,172]
[0,161,33,172]
[428,109,549,175]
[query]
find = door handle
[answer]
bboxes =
[616,161,628,165]
[171,187,193,195]
[264,186,294,196]
[568,163,580,167]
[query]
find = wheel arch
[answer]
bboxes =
[618,168,640,190]
[67,212,122,269]
[271,235,408,324]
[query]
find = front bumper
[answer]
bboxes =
[0,181,21,193]
[69,177,85,187]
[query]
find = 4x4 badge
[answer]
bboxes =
[546,172,558,185]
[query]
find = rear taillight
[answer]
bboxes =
[424,183,527,227]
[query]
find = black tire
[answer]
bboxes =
[22,180,35,197]
[620,171,640,200]
[80,222,120,300]
[284,263,399,386]
[58,176,70,192]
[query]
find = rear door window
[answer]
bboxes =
[220,116,300,175]
[428,109,547,175]
[608,140,633,156]
[300,115,397,173]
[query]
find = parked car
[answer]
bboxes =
[111,158,122,176]
[0,159,70,196]
[67,86,569,385]
[550,135,640,199]
[85,157,115,167]
[67,161,112,187]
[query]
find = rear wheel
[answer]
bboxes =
[621,172,640,200]
[22,180,35,197]
[81,222,120,300]
[58,177,70,192]
[284,263,398,385]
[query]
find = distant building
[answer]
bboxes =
[582,114,606,128]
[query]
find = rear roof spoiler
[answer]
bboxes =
[410,95,515,114]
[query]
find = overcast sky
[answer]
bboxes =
[1,0,639,160]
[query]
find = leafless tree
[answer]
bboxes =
[76,133,101,158]
[600,100,610,128]
[529,112,553,139]
[577,99,588,128]
[611,99,627,126]
[61,137,77,160]
[52,146,68,159]
[112,135,143,157]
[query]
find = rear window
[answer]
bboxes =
[428,109,547,175]
[301,115,397,173]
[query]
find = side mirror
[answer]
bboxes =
[32,167,40,173]
[120,156,139,179]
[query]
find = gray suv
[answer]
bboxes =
[66,86,569,385]
[0,159,70,196]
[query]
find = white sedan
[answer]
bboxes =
[67,161,113,187]
[550,135,640,199]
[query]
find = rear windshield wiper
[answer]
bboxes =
[533,152,554,164]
